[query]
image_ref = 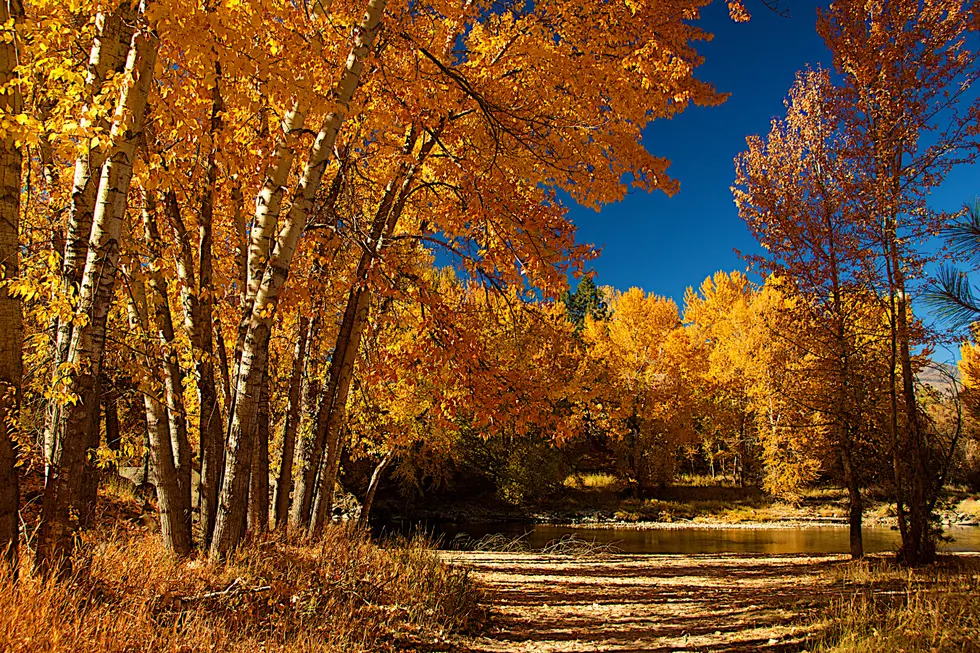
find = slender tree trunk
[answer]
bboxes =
[248,377,271,533]
[274,317,310,529]
[78,373,103,528]
[289,359,322,529]
[0,0,23,575]
[165,185,222,546]
[197,69,224,545]
[881,227,909,553]
[211,0,387,557]
[45,3,135,472]
[124,268,192,555]
[36,11,158,576]
[358,450,394,528]
[889,236,933,565]
[215,314,232,408]
[233,104,307,363]
[310,291,371,535]
[840,442,864,559]
[105,388,121,452]
[143,192,193,538]
[310,125,440,533]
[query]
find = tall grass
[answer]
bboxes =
[0,527,483,652]
[813,557,980,652]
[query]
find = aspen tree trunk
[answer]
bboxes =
[143,193,193,535]
[310,293,371,535]
[289,359,322,529]
[311,128,440,530]
[0,0,23,575]
[36,10,158,576]
[165,185,222,545]
[248,377,271,533]
[358,450,394,528]
[45,3,135,470]
[233,104,307,361]
[124,269,192,555]
[274,317,310,529]
[211,0,388,557]
[197,88,224,545]
[215,315,232,407]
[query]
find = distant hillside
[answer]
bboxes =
[918,361,960,393]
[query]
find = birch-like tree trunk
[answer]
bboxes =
[144,193,193,534]
[45,3,135,470]
[311,128,440,531]
[36,7,159,576]
[248,377,271,533]
[211,0,388,557]
[0,0,23,574]
[196,67,224,545]
[358,451,394,528]
[288,353,322,529]
[124,266,192,555]
[165,183,222,545]
[274,316,310,529]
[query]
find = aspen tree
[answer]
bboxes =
[37,2,159,575]
[0,0,23,574]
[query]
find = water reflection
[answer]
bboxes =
[411,522,980,555]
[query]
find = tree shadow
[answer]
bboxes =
[444,552,846,652]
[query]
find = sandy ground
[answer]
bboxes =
[439,552,845,653]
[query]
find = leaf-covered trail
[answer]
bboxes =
[442,552,844,652]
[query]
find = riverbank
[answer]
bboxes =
[2,493,483,653]
[812,555,980,652]
[384,479,980,531]
[440,551,980,652]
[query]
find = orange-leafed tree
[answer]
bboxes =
[816,0,980,565]
[734,69,887,558]
[582,288,701,494]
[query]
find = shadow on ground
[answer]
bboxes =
[433,552,844,653]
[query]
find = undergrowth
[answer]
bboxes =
[0,526,483,652]
[811,556,980,652]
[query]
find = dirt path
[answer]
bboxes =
[442,552,844,652]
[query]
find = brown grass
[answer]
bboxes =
[812,556,980,652]
[0,526,483,652]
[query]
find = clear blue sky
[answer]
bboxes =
[568,0,979,317]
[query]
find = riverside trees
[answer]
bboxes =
[734,0,980,564]
[0,0,975,579]
[2,0,745,573]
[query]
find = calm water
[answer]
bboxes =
[392,521,980,555]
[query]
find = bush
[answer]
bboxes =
[498,437,569,504]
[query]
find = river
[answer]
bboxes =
[392,521,980,555]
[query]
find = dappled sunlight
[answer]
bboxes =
[446,553,842,652]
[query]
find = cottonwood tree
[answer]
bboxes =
[0,0,24,574]
[734,70,887,559]
[817,0,980,565]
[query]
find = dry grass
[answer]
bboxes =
[450,532,620,557]
[955,497,980,521]
[0,526,483,652]
[563,473,621,491]
[811,556,980,652]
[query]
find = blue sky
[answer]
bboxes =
[567,0,979,328]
